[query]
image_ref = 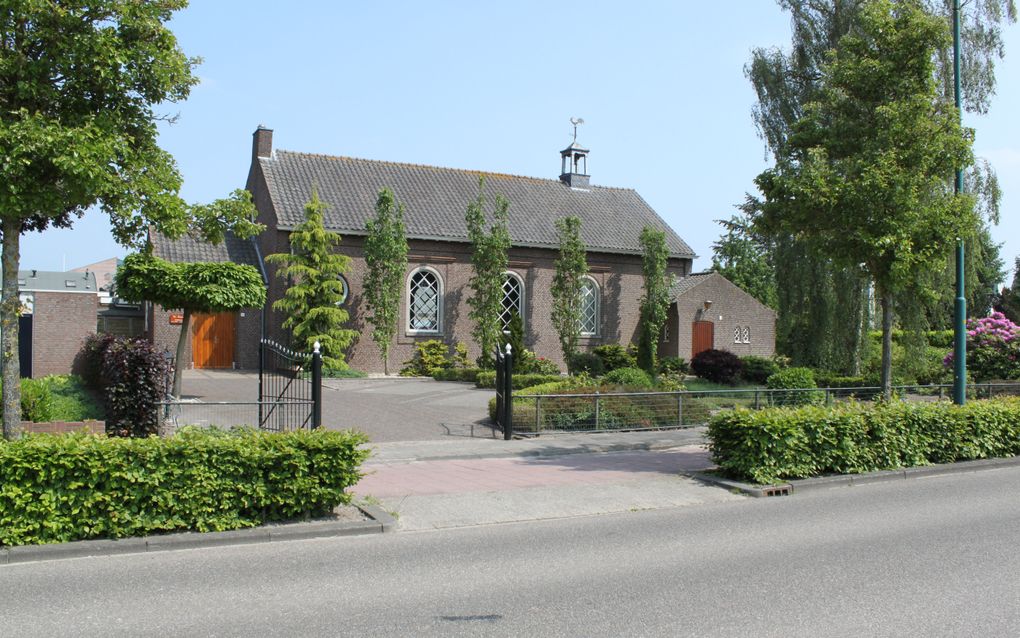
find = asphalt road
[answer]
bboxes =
[3,467,1020,637]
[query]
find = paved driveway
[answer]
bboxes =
[179,370,497,442]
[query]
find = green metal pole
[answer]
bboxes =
[952,0,967,405]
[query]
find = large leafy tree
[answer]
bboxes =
[636,227,673,375]
[745,0,1014,372]
[266,191,357,369]
[465,178,511,368]
[115,253,266,399]
[550,216,589,365]
[0,2,261,439]
[754,0,976,396]
[363,188,408,375]
[710,212,777,309]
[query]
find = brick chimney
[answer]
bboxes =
[252,125,273,161]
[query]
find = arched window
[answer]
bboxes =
[407,268,442,333]
[734,326,741,344]
[335,274,349,306]
[580,277,599,336]
[500,272,524,332]
[742,326,751,344]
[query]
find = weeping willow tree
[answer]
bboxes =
[743,0,1014,374]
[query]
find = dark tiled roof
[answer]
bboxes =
[18,270,97,293]
[259,151,694,258]
[669,272,714,298]
[151,232,260,268]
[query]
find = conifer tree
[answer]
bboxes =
[266,191,357,369]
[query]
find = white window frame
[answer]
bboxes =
[406,267,443,335]
[499,271,525,333]
[742,326,751,344]
[335,274,349,306]
[734,326,742,344]
[580,276,600,337]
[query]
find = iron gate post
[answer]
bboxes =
[258,339,264,428]
[311,341,322,430]
[503,343,513,440]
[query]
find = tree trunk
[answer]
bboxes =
[1,218,23,439]
[382,345,389,376]
[880,290,894,401]
[172,308,191,399]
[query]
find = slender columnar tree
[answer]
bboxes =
[266,191,358,369]
[550,216,589,366]
[637,227,673,375]
[465,178,511,368]
[364,188,408,374]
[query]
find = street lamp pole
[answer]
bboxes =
[952,0,967,405]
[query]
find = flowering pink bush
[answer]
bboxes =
[944,312,1020,380]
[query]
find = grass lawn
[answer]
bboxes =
[19,375,105,422]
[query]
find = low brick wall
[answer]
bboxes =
[21,420,105,435]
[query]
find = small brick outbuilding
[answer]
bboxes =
[16,270,99,378]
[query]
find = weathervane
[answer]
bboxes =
[570,117,584,143]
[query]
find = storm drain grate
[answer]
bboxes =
[761,485,791,497]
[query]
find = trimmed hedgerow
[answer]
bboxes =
[601,367,654,389]
[475,372,562,389]
[433,367,483,383]
[708,399,1020,484]
[0,427,369,547]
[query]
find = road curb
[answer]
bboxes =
[688,455,1020,497]
[0,504,395,566]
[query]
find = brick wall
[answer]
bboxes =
[150,307,258,370]
[246,226,690,374]
[668,273,776,360]
[22,420,104,435]
[30,291,98,377]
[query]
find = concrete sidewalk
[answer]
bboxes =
[354,428,741,531]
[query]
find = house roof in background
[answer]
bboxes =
[18,270,98,294]
[669,271,714,298]
[151,232,261,269]
[258,151,695,258]
[71,257,119,292]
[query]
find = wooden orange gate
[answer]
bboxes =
[192,312,235,369]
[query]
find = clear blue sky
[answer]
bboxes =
[19,1,1020,284]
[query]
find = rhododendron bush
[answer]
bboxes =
[943,313,1020,381]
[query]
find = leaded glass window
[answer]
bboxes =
[499,273,524,331]
[734,326,741,343]
[408,269,441,332]
[580,278,599,336]
[742,326,751,344]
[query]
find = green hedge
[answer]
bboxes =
[475,371,563,389]
[433,368,482,383]
[0,428,369,547]
[708,399,1020,484]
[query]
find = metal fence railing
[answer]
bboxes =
[511,383,1020,435]
[157,400,316,434]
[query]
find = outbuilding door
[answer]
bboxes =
[192,312,235,369]
[692,321,714,359]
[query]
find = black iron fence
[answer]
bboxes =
[158,340,323,434]
[493,344,514,440]
[511,382,1020,435]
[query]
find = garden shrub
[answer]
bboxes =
[400,339,451,376]
[601,367,654,389]
[943,313,1020,381]
[813,373,867,388]
[567,352,605,376]
[80,335,170,437]
[593,344,636,372]
[515,349,560,375]
[708,398,1020,484]
[0,427,370,547]
[655,373,686,392]
[433,367,482,383]
[658,356,689,376]
[740,356,780,384]
[452,342,471,369]
[766,367,821,406]
[690,349,742,384]
[14,375,104,422]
